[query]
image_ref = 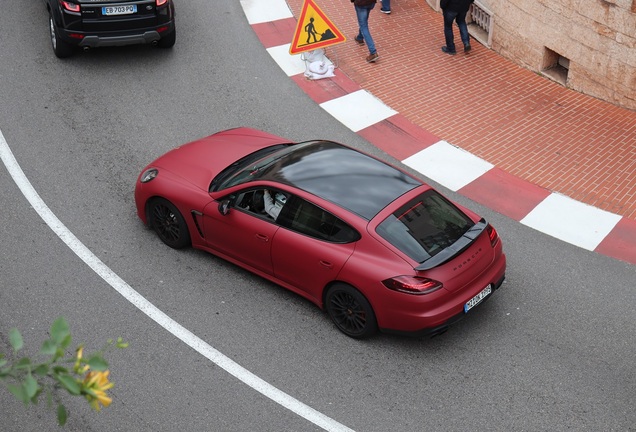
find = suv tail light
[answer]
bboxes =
[156,0,169,6]
[486,224,500,247]
[60,1,80,12]
[383,276,443,295]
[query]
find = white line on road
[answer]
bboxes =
[0,130,354,432]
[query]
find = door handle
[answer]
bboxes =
[320,260,333,269]
[255,234,269,243]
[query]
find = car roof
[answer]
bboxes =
[258,141,421,220]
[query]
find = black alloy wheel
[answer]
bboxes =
[326,284,378,339]
[148,198,190,249]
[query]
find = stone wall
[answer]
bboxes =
[468,0,636,110]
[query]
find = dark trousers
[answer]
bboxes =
[443,8,470,52]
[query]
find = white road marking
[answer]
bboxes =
[320,90,398,132]
[241,0,293,24]
[521,193,621,250]
[267,43,308,76]
[402,141,494,191]
[0,130,354,432]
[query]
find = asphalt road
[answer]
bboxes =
[1,1,635,431]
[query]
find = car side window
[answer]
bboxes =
[233,188,289,222]
[280,198,360,243]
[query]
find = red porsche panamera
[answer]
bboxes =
[134,127,506,338]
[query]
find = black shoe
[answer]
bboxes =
[380,8,391,14]
[354,36,364,45]
[464,44,471,52]
[441,46,456,55]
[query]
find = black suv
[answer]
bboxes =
[44,0,176,58]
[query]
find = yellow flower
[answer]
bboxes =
[74,346,89,373]
[82,370,114,411]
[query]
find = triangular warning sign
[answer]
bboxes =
[289,0,346,55]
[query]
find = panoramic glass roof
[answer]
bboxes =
[259,141,421,219]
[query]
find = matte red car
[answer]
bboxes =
[134,127,506,338]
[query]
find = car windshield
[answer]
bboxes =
[376,190,474,263]
[209,144,290,192]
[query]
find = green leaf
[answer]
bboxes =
[40,339,57,356]
[50,317,70,345]
[0,357,7,368]
[57,404,68,426]
[8,383,28,405]
[30,387,42,405]
[9,328,23,352]
[88,355,108,371]
[33,364,49,376]
[60,333,72,350]
[24,374,39,399]
[15,357,32,369]
[52,365,69,375]
[56,374,81,396]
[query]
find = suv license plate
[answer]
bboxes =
[464,284,492,313]
[103,5,137,16]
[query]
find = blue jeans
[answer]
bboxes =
[355,4,376,55]
[381,0,390,10]
[443,9,470,51]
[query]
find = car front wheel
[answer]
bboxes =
[148,198,191,249]
[49,13,74,58]
[325,284,378,339]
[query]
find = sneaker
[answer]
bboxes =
[464,44,472,52]
[354,36,364,45]
[441,46,456,55]
[380,8,391,14]
[366,52,379,63]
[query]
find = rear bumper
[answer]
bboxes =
[383,272,507,338]
[59,21,175,48]
[78,31,161,47]
[378,254,507,337]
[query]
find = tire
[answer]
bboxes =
[325,284,378,339]
[148,198,191,249]
[49,13,74,58]
[157,28,176,48]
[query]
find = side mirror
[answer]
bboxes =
[218,200,231,215]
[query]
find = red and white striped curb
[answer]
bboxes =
[240,0,636,266]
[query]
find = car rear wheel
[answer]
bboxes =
[148,198,191,249]
[49,13,74,58]
[325,284,378,339]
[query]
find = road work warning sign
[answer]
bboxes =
[289,0,346,55]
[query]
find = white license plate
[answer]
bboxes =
[102,5,137,15]
[464,284,492,313]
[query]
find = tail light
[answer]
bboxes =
[382,276,443,295]
[60,1,80,12]
[486,224,500,247]
[156,0,169,6]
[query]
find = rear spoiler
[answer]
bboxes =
[415,219,488,271]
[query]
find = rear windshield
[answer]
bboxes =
[376,190,474,262]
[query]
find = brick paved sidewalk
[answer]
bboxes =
[286,0,636,220]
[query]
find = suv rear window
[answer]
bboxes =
[376,190,474,262]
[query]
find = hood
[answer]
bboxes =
[150,127,288,191]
